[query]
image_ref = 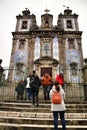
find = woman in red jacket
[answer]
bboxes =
[55,72,64,88]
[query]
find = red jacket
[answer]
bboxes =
[55,74,64,86]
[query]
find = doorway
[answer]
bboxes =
[41,67,52,77]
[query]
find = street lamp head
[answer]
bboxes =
[0,59,2,64]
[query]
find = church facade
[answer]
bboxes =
[8,8,83,84]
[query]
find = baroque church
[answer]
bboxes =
[8,7,83,85]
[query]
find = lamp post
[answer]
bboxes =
[0,59,4,86]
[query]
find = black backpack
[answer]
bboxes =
[30,76,35,89]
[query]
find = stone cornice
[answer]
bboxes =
[12,30,82,37]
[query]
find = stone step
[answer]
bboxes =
[0,105,87,113]
[0,101,87,130]
[0,101,87,108]
[0,111,87,119]
[0,123,87,130]
[0,101,87,113]
[0,102,87,111]
[0,116,87,125]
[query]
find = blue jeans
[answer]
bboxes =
[53,111,66,130]
[32,90,39,106]
[26,88,32,100]
[43,86,51,100]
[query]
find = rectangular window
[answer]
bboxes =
[67,20,72,28]
[21,21,28,29]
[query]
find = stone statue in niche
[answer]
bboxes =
[57,20,63,30]
[68,39,75,49]
[19,39,25,50]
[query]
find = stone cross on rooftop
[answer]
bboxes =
[44,8,50,14]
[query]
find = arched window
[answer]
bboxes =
[45,21,49,27]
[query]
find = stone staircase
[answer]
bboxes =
[0,101,87,130]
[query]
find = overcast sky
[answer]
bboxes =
[0,0,87,67]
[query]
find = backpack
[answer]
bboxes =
[30,76,35,89]
[52,90,62,104]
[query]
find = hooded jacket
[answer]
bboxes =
[15,81,24,95]
[55,74,64,86]
[49,85,66,111]
[41,73,52,86]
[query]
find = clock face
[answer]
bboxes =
[14,50,27,64]
[66,49,80,64]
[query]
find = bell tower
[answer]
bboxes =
[57,7,79,31]
[8,8,37,81]
[55,7,83,83]
[40,9,54,30]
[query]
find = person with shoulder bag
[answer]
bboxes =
[30,71,41,107]
[25,74,32,101]
[33,73,41,107]
[49,81,66,130]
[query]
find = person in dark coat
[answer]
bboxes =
[15,80,24,100]
[30,72,41,107]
